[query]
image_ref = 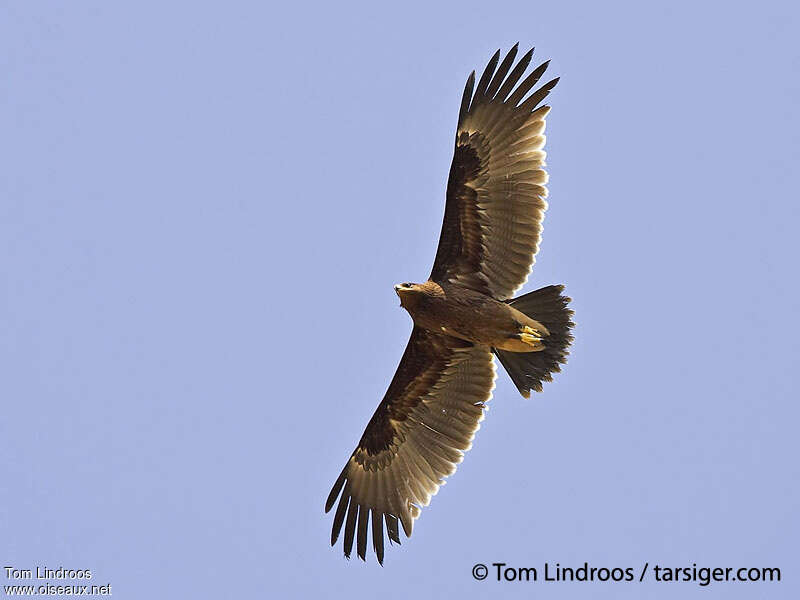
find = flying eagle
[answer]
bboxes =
[325,45,574,564]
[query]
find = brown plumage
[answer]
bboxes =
[326,44,574,564]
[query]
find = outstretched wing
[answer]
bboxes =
[431,45,558,300]
[325,327,495,564]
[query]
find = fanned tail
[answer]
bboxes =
[493,285,574,398]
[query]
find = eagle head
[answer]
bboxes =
[394,282,422,310]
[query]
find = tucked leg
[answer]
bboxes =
[516,325,545,349]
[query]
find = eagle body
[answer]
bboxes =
[395,280,548,352]
[325,45,575,564]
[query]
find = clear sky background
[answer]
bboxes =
[2,1,798,598]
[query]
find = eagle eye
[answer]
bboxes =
[404,282,413,288]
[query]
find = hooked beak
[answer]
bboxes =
[394,284,409,307]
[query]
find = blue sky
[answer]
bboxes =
[2,1,798,598]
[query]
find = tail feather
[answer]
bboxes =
[493,284,574,398]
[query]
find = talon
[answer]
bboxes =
[517,325,545,349]
[519,332,543,345]
[522,325,542,338]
